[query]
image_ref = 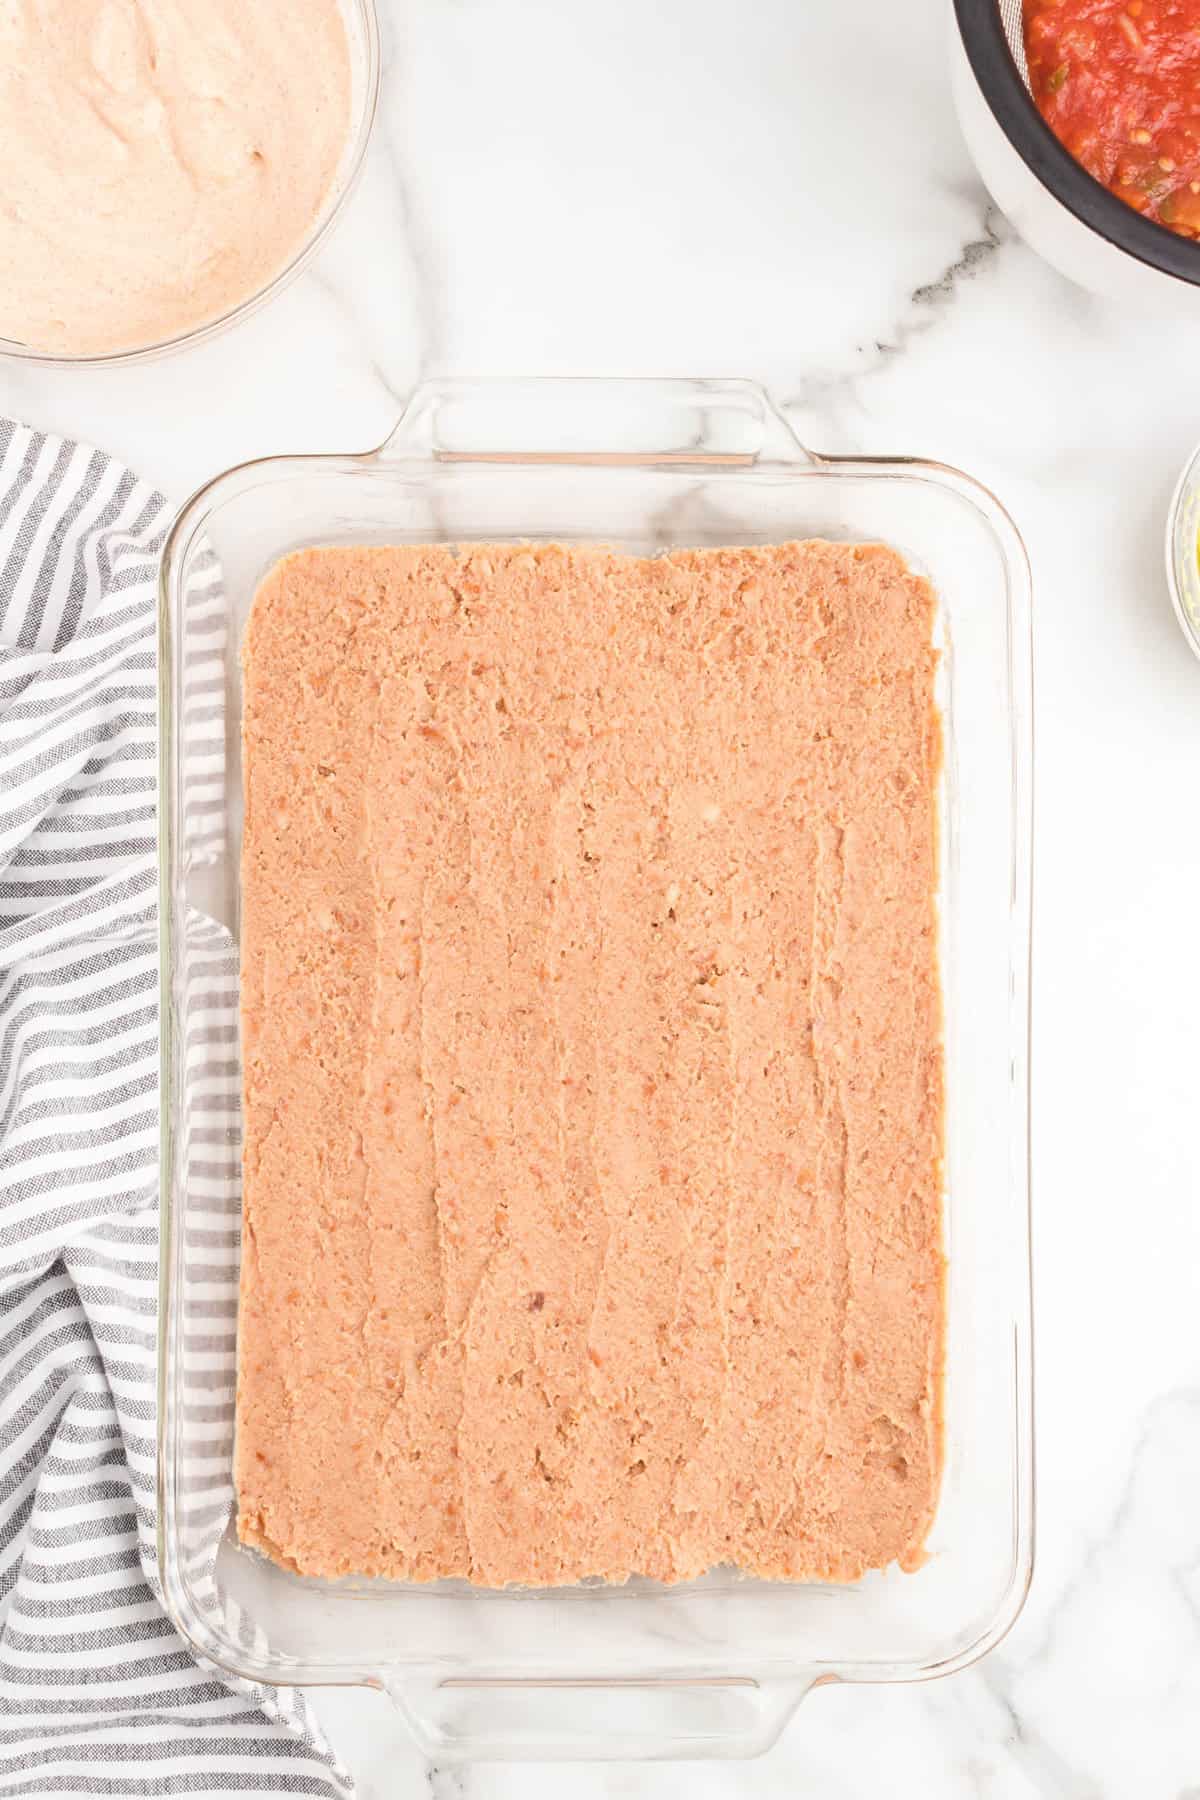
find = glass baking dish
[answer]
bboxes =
[157,377,1033,1762]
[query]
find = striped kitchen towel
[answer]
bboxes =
[0,421,352,1799]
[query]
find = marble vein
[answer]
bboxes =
[780,200,1010,443]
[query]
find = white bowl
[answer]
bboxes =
[1167,443,1200,662]
[950,0,1200,307]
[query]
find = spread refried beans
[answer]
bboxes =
[236,541,946,1587]
[0,0,351,357]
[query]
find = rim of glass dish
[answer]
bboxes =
[0,0,380,371]
[954,0,1200,290]
[156,402,1035,1696]
[1166,442,1200,662]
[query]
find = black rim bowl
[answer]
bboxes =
[954,0,1200,287]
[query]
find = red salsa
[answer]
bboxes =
[1024,0,1200,235]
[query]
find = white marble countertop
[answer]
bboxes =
[6,0,1200,1793]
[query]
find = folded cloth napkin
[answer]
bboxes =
[0,421,351,1799]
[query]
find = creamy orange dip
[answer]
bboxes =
[236,542,945,1587]
[0,0,351,357]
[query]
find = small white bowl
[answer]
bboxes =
[1167,445,1200,662]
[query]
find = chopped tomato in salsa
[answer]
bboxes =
[1024,0,1200,235]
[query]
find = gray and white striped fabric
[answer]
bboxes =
[0,421,352,1799]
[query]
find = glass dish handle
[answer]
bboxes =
[385,1670,820,1761]
[377,376,815,466]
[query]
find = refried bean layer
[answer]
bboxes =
[236,541,945,1587]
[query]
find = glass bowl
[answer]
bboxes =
[0,0,379,370]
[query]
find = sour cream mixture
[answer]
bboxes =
[0,1,352,357]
